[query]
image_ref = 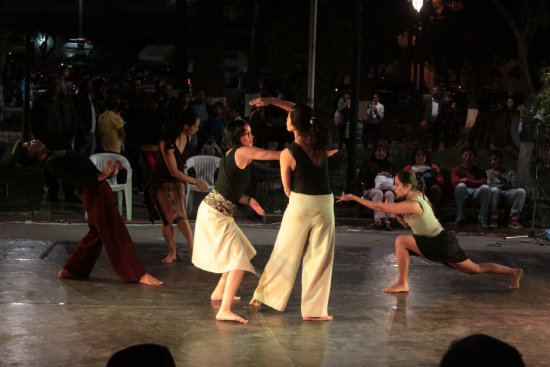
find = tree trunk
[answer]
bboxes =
[194,0,226,100]
[517,41,535,100]
[517,142,534,187]
[244,0,261,117]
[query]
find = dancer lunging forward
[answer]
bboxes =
[337,170,522,293]
[249,97,336,321]
[192,119,280,324]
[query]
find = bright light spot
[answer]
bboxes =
[334,88,339,92]
[412,0,423,12]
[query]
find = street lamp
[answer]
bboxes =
[412,0,423,12]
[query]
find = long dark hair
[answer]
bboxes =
[289,104,331,165]
[222,119,248,150]
[162,108,198,151]
[396,170,418,190]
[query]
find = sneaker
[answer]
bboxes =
[384,219,393,231]
[450,217,465,227]
[508,217,523,229]
[374,219,384,229]
[479,218,490,230]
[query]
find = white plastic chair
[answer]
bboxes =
[184,155,220,215]
[89,153,133,221]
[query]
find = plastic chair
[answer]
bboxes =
[89,153,133,221]
[184,155,220,215]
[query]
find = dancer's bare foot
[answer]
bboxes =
[210,293,241,301]
[162,253,177,263]
[216,310,248,324]
[382,282,409,293]
[58,268,77,279]
[249,298,261,307]
[509,268,523,289]
[138,273,163,286]
[303,315,333,321]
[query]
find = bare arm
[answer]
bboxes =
[280,148,295,197]
[395,214,409,229]
[234,146,281,169]
[249,97,295,112]
[336,193,423,216]
[159,141,208,191]
[238,194,265,216]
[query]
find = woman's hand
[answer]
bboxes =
[194,179,209,192]
[249,198,265,216]
[249,97,270,107]
[111,160,122,177]
[335,192,356,203]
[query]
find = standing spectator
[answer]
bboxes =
[139,98,165,181]
[97,96,125,154]
[31,74,79,202]
[356,139,396,230]
[210,102,227,147]
[334,90,351,149]
[59,66,71,93]
[451,145,491,229]
[420,85,443,151]
[227,105,245,122]
[74,76,98,156]
[402,147,444,218]
[126,77,149,192]
[486,150,526,229]
[362,93,385,149]
[192,88,214,150]
[440,91,462,149]
[93,77,108,115]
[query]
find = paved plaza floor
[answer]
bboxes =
[1,220,550,366]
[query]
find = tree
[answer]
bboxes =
[493,0,550,100]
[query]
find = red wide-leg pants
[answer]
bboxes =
[63,181,147,282]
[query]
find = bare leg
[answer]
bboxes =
[450,259,523,289]
[161,223,177,263]
[383,235,424,293]
[175,218,194,257]
[212,273,241,301]
[216,270,248,324]
[138,273,163,286]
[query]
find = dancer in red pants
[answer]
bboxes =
[12,139,162,285]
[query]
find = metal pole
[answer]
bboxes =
[79,0,83,36]
[23,0,32,140]
[307,0,318,108]
[347,0,363,192]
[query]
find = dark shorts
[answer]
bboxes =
[413,230,468,264]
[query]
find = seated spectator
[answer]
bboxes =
[451,145,491,229]
[486,150,526,229]
[97,96,126,154]
[356,139,395,230]
[402,147,444,217]
[200,133,222,157]
[440,334,524,367]
[139,97,165,181]
[210,101,227,147]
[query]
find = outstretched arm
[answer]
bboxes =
[249,97,295,112]
[336,192,423,216]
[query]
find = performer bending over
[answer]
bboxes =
[249,97,336,321]
[191,120,281,324]
[337,170,522,293]
[146,109,208,263]
[12,140,162,285]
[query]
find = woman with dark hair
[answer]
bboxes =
[191,118,281,324]
[337,170,523,293]
[147,109,208,263]
[402,147,444,217]
[248,97,336,321]
[356,139,395,230]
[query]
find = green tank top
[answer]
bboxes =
[214,148,251,205]
[402,195,443,237]
[288,142,331,195]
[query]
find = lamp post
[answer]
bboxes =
[410,0,423,130]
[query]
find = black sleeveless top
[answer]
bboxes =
[214,148,251,204]
[288,142,331,195]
